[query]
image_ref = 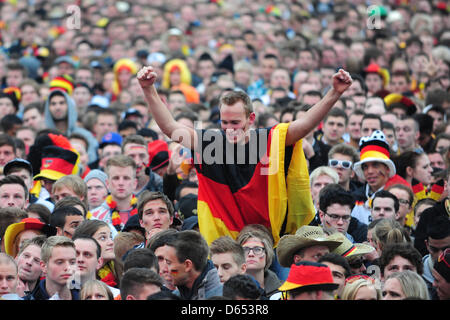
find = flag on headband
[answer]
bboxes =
[429,179,445,201]
[412,178,445,202]
[195,123,315,246]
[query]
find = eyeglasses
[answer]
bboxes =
[398,199,410,206]
[243,246,266,256]
[325,213,351,222]
[328,159,353,169]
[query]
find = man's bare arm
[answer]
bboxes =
[137,66,197,149]
[285,69,352,146]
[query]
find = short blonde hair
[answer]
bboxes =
[52,175,87,200]
[105,155,137,177]
[80,279,114,300]
[41,236,75,264]
[310,166,339,186]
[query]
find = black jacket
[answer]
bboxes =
[23,279,80,300]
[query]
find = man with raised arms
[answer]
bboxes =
[137,66,352,245]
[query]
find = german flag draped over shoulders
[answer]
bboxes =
[195,122,315,246]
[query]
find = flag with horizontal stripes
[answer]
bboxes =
[195,123,315,246]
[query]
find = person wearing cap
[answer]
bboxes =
[96,132,122,170]
[419,215,450,299]
[278,261,339,300]
[54,55,77,77]
[327,230,375,276]
[44,89,99,163]
[276,225,343,269]
[148,139,172,178]
[432,248,450,300]
[3,158,34,199]
[84,169,108,211]
[123,108,144,129]
[32,145,80,205]
[351,130,410,226]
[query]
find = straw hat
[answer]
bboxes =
[327,232,375,258]
[276,226,343,268]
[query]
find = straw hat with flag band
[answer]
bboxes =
[3,217,57,257]
[278,261,339,294]
[353,130,396,181]
[276,226,344,268]
[327,232,375,258]
[33,145,79,181]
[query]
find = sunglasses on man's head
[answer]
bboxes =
[328,159,353,169]
[348,257,365,269]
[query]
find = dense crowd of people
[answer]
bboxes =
[0,0,449,301]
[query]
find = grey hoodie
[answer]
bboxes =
[44,90,98,162]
